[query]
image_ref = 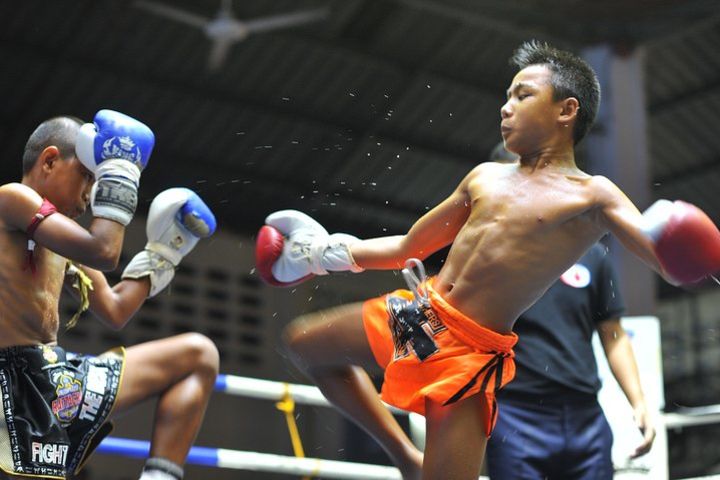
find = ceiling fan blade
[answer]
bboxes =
[243,8,329,34]
[207,38,234,71]
[134,0,210,29]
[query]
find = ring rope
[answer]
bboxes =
[94,374,720,479]
[215,373,720,428]
[96,437,405,479]
[215,374,407,414]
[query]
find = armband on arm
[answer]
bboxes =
[24,198,58,274]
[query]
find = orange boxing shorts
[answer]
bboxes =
[362,279,518,436]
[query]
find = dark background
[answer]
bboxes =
[4,1,720,478]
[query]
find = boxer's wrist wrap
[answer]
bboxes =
[122,250,176,297]
[146,241,183,266]
[320,243,364,274]
[91,160,141,225]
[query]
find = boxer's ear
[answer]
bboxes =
[39,146,62,173]
[558,97,579,129]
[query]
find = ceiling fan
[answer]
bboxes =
[134,0,329,71]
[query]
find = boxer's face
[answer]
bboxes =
[500,65,563,156]
[43,151,93,218]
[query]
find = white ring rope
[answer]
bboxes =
[218,374,408,414]
[218,450,401,479]
[218,373,720,429]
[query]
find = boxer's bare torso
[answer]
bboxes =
[435,161,607,333]
[354,156,662,333]
[0,184,68,347]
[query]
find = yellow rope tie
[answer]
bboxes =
[310,458,322,478]
[276,383,314,480]
[66,262,94,329]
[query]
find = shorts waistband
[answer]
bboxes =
[0,345,67,368]
[426,283,518,354]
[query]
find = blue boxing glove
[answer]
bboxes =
[122,188,216,297]
[75,110,155,225]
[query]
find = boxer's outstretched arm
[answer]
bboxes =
[594,177,666,273]
[351,181,472,270]
[257,168,475,286]
[596,175,720,285]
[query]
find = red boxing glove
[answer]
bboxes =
[642,200,720,284]
[255,210,363,287]
[255,225,313,287]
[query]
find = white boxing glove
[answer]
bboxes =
[255,210,364,287]
[123,188,216,296]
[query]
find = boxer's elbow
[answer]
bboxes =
[101,301,133,331]
[398,236,434,263]
[105,316,130,331]
[87,245,121,271]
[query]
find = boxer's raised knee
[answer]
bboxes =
[178,332,220,379]
[282,314,316,359]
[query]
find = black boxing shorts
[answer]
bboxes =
[0,345,124,478]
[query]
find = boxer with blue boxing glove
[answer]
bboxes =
[0,111,220,480]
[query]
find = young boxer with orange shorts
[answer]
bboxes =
[256,41,720,480]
